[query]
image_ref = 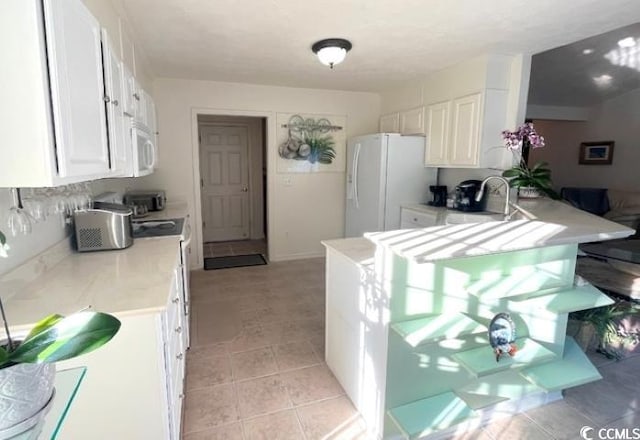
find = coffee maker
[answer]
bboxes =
[428,185,448,207]
[453,180,487,212]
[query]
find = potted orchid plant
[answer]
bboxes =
[0,229,121,435]
[501,122,560,199]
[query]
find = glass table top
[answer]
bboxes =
[10,367,86,440]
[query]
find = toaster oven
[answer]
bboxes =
[74,206,133,252]
[123,191,166,212]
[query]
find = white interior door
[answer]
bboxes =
[199,125,250,242]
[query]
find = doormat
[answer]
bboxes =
[204,254,267,270]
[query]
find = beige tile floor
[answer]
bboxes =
[184,258,640,440]
[203,240,267,259]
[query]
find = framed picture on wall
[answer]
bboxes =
[579,141,615,165]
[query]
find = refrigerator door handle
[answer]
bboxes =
[352,143,361,209]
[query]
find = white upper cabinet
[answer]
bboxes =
[399,106,426,135]
[44,0,111,179]
[424,101,450,166]
[0,0,111,187]
[379,113,400,133]
[102,30,133,177]
[122,65,137,118]
[449,93,481,166]
[424,92,503,168]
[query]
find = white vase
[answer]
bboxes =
[518,186,542,199]
[0,363,56,433]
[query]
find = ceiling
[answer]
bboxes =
[122,0,640,93]
[529,22,640,107]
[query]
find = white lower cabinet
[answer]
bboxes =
[57,252,188,440]
[400,207,440,228]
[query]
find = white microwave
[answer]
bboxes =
[131,122,157,177]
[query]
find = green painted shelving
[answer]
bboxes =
[519,337,602,391]
[452,337,556,377]
[391,314,487,347]
[466,270,565,300]
[509,284,614,314]
[387,391,476,440]
[453,370,546,410]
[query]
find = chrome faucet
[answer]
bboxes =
[475,176,511,217]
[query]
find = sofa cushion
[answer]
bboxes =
[608,189,640,211]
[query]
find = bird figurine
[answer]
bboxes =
[488,312,517,362]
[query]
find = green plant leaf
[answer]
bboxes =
[8,311,121,364]
[23,314,64,343]
[502,169,521,178]
[0,346,8,367]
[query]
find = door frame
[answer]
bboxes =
[191,108,273,269]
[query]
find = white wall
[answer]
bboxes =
[135,78,379,267]
[529,88,640,192]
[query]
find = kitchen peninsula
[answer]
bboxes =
[323,199,634,439]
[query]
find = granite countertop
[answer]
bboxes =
[325,198,635,264]
[0,235,183,332]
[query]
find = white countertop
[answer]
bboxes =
[325,198,634,264]
[0,235,183,332]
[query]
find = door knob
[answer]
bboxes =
[241,187,248,192]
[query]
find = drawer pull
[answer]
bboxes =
[175,326,182,333]
[176,353,183,360]
[172,297,180,304]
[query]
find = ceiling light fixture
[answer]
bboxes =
[582,48,594,55]
[593,74,613,87]
[617,37,637,48]
[312,38,352,69]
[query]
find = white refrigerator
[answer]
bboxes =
[345,133,437,238]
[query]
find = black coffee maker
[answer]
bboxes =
[453,180,487,212]
[428,185,448,207]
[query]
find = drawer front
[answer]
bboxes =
[400,208,439,228]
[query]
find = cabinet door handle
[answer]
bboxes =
[103,95,111,103]
[112,99,119,106]
[133,93,140,101]
[176,353,183,360]
[172,297,180,304]
[178,393,184,399]
[175,326,182,333]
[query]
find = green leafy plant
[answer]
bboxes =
[500,122,561,199]
[305,136,336,164]
[569,302,640,360]
[0,307,121,369]
[502,162,560,199]
[0,229,121,369]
